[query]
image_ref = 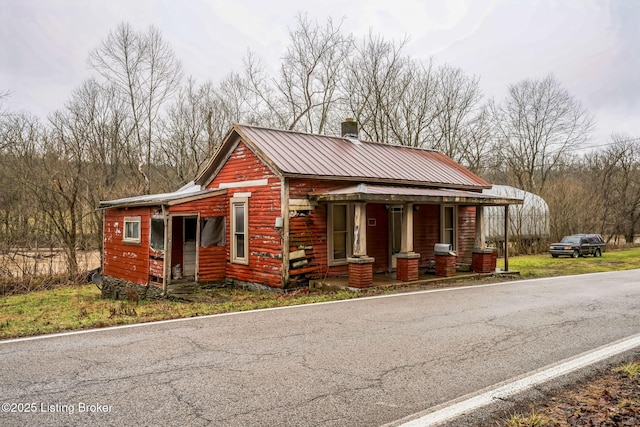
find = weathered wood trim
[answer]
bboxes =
[230,196,250,265]
[232,191,252,198]
[353,202,367,257]
[441,205,457,251]
[281,178,290,286]
[161,205,169,296]
[475,205,485,248]
[400,203,414,253]
[311,193,522,206]
[288,198,316,211]
[283,173,490,191]
[218,179,269,189]
[166,189,227,206]
[165,215,173,286]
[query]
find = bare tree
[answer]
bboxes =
[490,74,594,193]
[344,32,410,143]
[461,104,495,174]
[586,134,640,243]
[88,22,183,193]
[243,14,351,134]
[427,65,483,162]
[158,78,220,187]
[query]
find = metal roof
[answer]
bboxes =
[198,124,491,190]
[98,182,226,209]
[310,183,523,206]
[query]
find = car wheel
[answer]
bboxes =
[551,254,558,258]
[572,250,579,258]
[594,248,601,257]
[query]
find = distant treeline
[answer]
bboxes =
[1,17,638,275]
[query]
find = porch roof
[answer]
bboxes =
[98,182,227,209]
[309,183,523,206]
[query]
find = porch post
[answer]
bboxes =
[471,205,496,273]
[397,203,420,282]
[400,203,414,253]
[475,205,485,248]
[161,206,169,296]
[352,202,367,257]
[504,205,510,272]
[348,202,374,288]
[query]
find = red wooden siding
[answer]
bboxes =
[103,207,152,286]
[207,141,284,288]
[289,179,356,279]
[289,178,346,199]
[366,203,389,273]
[170,194,228,282]
[457,206,476,264]
[414,204,440,267]
[198,246,226,282]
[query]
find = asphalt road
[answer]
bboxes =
[1,270,640,427]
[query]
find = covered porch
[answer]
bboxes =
[310,183,523,288]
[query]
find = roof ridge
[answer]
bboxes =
[234,123,440,153]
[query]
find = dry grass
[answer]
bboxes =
[489,359,640,426]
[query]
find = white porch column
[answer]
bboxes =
[352,202,368,257]
[400,203,414,253]
[475,205,486,248]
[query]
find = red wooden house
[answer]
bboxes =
[99,121,521,298]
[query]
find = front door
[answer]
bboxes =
[183,216,198,278]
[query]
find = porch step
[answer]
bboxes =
[166,282,199,298]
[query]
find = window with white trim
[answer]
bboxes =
[123,216,141,244]
[328,203,352,265]
[230,198,249,264]
[441,205,457,250]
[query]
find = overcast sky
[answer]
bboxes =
[1,0,639,147]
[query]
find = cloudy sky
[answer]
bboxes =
[1,0,639,147]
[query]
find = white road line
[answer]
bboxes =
[2,269,638,345]
[393,333,640,427]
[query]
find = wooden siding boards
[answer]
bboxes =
[207,141,284,288]
[414,204,440,267]
[366,203,389,273]
[457,206,477,264]
[102,124,522,291]
[169,193,228,283]
[103,207,152,286]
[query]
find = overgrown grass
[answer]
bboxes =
[0,285,366,339]
[498,246,640,277]
[613,362,640,379]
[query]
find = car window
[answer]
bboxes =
[561,236,580,244]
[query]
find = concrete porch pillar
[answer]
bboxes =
[397,203,420,282]
[349,202,374,288]
[474,205,486,249]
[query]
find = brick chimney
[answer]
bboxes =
[341,118,359,138]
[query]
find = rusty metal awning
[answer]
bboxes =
[310,184,523,206]
[98,182,226,209]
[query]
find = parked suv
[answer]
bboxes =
[550,234,606,258]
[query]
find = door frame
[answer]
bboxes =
[171,213,200,281]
